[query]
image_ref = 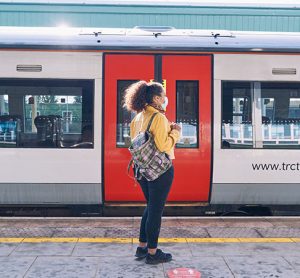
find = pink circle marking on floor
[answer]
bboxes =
[167,268,201,278]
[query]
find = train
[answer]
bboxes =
[0,26,300,216]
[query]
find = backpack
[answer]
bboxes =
[128,112,172,181]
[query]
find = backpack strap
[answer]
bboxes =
[146,112,158,132]
[127,158,134,174]
[127,158,138,187]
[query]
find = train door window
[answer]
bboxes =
[261,82,300,149]
[176,81,199,148]
[0,79,94,148]
[221,82,253,149]
[117,80,137,148]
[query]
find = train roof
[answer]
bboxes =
[3,0,300,8]
[2,26,300,53]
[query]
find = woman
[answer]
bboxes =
[124,80,181,265]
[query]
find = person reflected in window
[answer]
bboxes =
[124,81,181,265]
[71,124,93,148]
[82,125,93,143]
[222,140,231,148]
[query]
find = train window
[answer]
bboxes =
[117,80,137,148]
[0,78,94,148]
[261,82,300,149]
[221,82,253,149]
[176,81,199,148]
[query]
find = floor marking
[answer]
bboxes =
[158,238,187,243]
[0,237,299,243]
[0,238,24,243]
[78,238,132,243]
[238,238,293,243]
[187,238,240,243]
[22,238,78,243]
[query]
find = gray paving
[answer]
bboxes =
[0,243,19,256]
[1,241,300,277]
[0,217,299,277]
[189,242,300,257]
[72,243,133,257]
[11,242,76,256]
[284,256,300,272]
[96,257,165,278]
[158,242,192,257]
[24,257,99,278]
[225,256,299,278]
[0,256,36,278]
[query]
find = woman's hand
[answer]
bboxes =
[170,122,181,132]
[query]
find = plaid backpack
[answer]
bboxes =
[128,112,172,181]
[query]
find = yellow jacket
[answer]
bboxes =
[130,105,180,159]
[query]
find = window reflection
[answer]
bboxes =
[176,81,198,148]
[221,82,253,148]
[261,83,300,148]
[117,80,137,147]
[0,79,94,148]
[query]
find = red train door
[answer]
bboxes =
[104,54,211,202]
[162,55,212,201]
[104,54,154,201]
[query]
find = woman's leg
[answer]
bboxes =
[146,166,174,251]
[137,176,149,246]
[139,207,148,247]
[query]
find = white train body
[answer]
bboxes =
[0,26,299,210]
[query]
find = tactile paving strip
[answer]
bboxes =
[257,228,300,238]
[160,227,209,238]
[0,228,54,237]
[0,224,300,238]
[104,228,138,238]
[52,228,107,238]
[207,228,262,238]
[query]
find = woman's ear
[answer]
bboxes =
[152,95,159,104]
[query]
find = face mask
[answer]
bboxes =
[161,96,168,110]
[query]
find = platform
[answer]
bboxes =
[0,216,299,277]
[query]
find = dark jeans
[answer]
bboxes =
[137,166,174,249]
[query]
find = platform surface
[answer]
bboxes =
[0,216,299,277]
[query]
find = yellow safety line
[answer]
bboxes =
[23,238,78,243]
[159,238,187,243]
[0,237,299,243]
[187,238,240,243]
[0,238,24,243]
[238,238,293,243]
[78,238,131,243]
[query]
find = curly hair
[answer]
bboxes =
[123,80,164,112]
